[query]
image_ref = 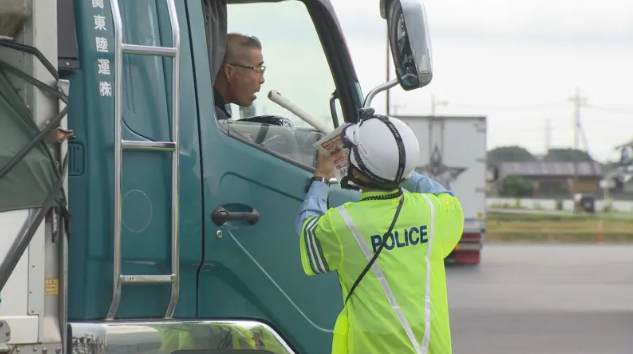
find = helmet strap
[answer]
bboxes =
[341,164,386,191]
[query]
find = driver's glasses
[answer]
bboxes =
[231,63,266,76]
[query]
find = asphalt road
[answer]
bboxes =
[446,244,633,354]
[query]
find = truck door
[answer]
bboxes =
[187,1,360,353]
[66,0,203,319]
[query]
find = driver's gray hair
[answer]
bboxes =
[223,33,262,65]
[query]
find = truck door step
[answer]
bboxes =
[121,140,176,151]
[121,275,175,284]
[121,44,177,57]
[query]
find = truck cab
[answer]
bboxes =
[0,0,433,353]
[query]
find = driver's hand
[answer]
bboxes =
[314,151,343,180]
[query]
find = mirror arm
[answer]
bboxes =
[363,78,399,108]
[363,73,416,108]
[329,91,340,128]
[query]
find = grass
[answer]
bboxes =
[485,212,633,243]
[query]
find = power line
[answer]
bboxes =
[445,102,633,113]
[446,102,565,110]
[584,105,633,114]
[431,94,448,116]
[422,99,632,114]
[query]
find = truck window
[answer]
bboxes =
[215,1,343,169]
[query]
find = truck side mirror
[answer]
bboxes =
[363,0,433,108]
[387,0,433,91]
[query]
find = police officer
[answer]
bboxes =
[295,109,464,354]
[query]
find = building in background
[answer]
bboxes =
[490,161,604,198]
[606,138,633,193]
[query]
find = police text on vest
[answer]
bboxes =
[370,226,428,253]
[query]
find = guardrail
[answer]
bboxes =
[486,198,633,213]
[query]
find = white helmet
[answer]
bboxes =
[340,109,420,190]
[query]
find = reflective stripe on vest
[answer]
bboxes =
[336,194,436,354]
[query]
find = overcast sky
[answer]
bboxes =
[329,0,633,162]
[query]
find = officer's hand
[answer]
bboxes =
[314,150,343,180]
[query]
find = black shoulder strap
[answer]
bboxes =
[344,196,405,305]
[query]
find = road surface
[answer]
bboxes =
[447,244,633,354]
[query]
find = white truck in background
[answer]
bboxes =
[397,115,487,264]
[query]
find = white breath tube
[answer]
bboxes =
[267,89,332,133]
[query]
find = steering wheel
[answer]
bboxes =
[236,115,295,144]
[237,115,294,127]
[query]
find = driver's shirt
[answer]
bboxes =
[213,86,232,120]
[295,172,464,354]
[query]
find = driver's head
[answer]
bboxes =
[218,33,266,107]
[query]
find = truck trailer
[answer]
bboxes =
[0,0,436,353]
[397,115,487,264]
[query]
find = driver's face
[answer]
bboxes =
[229,48,265,107]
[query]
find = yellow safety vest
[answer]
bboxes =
[300,189,464,354]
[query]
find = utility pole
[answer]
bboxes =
[385,23,391,115]
[430,94,448,117]
[392,102,407,115]
[567,87,588,198]
[545,118,551,153]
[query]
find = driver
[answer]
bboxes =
[213,33,266,120]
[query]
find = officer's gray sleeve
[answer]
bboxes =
[404,172,464,258]
[402,171,454,196]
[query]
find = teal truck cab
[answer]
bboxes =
[0,0,433,353]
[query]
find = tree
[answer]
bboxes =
[498,175,533,198]
[487,146,537,165]
[542,148,593,162]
